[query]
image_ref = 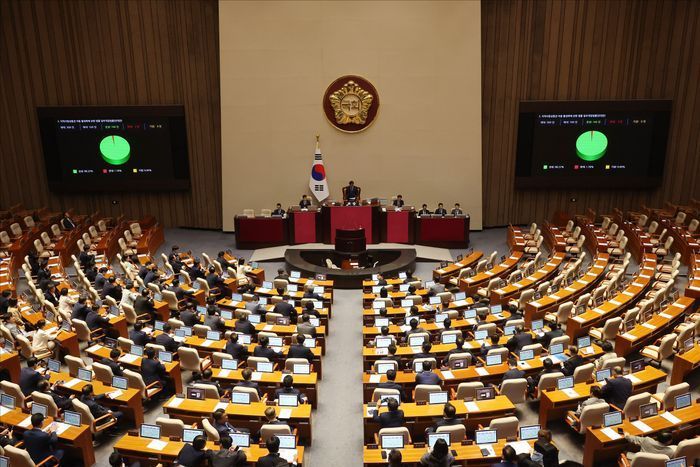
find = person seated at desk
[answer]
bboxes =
[272,203,286,216]
[372,396,405,428]
[302,300,321,319]
[533,429,559,467]
[416,361,441,385]
[501,357,526,383]
[274,268,289,281]
[245,295,264,316]
[186,259,206,281]
[387,450,403,467]
[168,245,185,274]
[376,369,406,402]
[472,307,490,330]
[418,204,432,216]
[600,366,632,408]
[623,430,676,460]
[204,306,226,332]
[434,203,447,216]
[37,261,52,290]
[234,314,256,335]
[155,323,178,352]
[4,314,26,341]
[275,375,308,404]
[420,437,455,467]
[491,445,518,467]
[60,211,76,230]
[288,334,314,362]
[538,321,564,348]
[94,267,109,290]
[20,357,49,396]
[129,321,151,346]
[167,278,193,302]
[78,244,95,270]
[134,289,156,322]
[254,336,283,360]
[120,281,139,309]
[594,341,618,370]
[481,334,503,354]
[258,435,288,467]
[235,368,261,396]
[384,344,402,367]
[225,333,249,360]
[212,410,248,442]
[297,313,317,337]
[142,347,172,397]
[100,348,125,377]
[375,274,388,286]
[102,277,122,301]
[216,251,233,271]
[193,368,223,396]
[37,379,74,411]
[109,451,142,467]
[255,407,287,442]
[451,203,463,216]
[441,337,470,367]
[414,341,435,360]
[527,358,556,394]
[272,293,294,317]
[572,385,604,417]
[22,413,63,466]
[299,194,312,210]
[43,282,60,307]
[0,290,12,315]
[342,180,361,205]
[80,384,123,430]
[393,195,405,208]
[506,326,533,353]
[426,402,462,434]
[177,434,209,467]
[32,319,59,357]
[561,345,584,377]
[86,305,111,335]
[303,284,323,301]
[206,267,227,298]
[71,295,90,322]
[209,435,247,467]
[404,318,426,340]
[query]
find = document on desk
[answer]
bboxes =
[374,348,388,355]
[263,325,274,331]
[279,409,292,419]
[86,344,102,353]
[399,325,411,332]
[622,291,635,297]
[368,374,382,384]
[107,390,123,399]
[201,340,214,347]
[63,378,81,388]
[601,427,622,440]
[18,416,32,427]
[563,388,580,398]
[624,374,641,384]
[279,448,297,464]
[476,367,489,376]
[507,440,532,455]
[120,354,139,363]
[215,402,228,411]
[436,269,446,274]
[0,406,10,416]
[621,333,637,340]
[168,397,184,408]
[609,300,622,306]
[441,371,454,380]
[251,372,262,381]
[641,323,656,330]
[631,420,653,433]
[659,313,672,319]
[452,300,468,308]
[660,412,681,424]
[173,335,185,343]
[465,401,480,412]
[218,369,231,378]
[54,422,72,435]
[147,440,168,450]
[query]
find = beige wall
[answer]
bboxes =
[220,1,482,231]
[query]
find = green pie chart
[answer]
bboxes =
[99,135,131,165]
[576,130,608,162]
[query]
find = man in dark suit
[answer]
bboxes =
[272,295,294,317]
[71,296,90,321]
[178,303,199,327]
[505,326,533,353]
[528,357,557,394]
[376,369,406,402]
[234,313,256,335]
[206,267,226,296]
[225,333,249,360]
[208,435,247,467]
[100,348,124,377]
[134,289,156,321]
[80,384,123,427]
[23,413,63,466]
[257,436,287,467]
[393,195,405,207]
[413,341,435,360]
[601,366,632,408]
[204,306,226,333]
[533,428,559,467]
[561,345,584,377]
[85,305,110,333]
[371,397,405,428]
[343,180,361,205]
[195,369,223,397]
[43,283,60,307]
[288,334,314,362]
[176,434,209,467]
[60,212,76,230]
[302,284,323,302]
[216,251,233,271]
[141,347,171,396]
[451,203,463,215]
[415,361,442,386]
[143,264,160,287]
[418,204,431,216]
[442,337,470,367]
[102,277,122,301]
[274,375,307,404]
[37,380,73,411]
[20,357,49,396]
[538,321,564,348]
[186,260,206,281]
[94,267,109,290]
[138,262,150,279]
[212,409,248,439]
[155,323,178,352]
[501,357,526,384]
[492,445,518,467]
[78,245,95,270]
[274,268,289,281]
[129,321,150,346]
[271,203,286,216]
[434,203,447,216]
[234,368,261,396]
[253,336,282,360]
[427,402,462,434]
[168,246,185,274]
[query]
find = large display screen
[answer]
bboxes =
[37,105,190,192]
[515,100,671,189]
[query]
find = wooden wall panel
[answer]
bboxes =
[482,0,700,227]
[0,0,221,229]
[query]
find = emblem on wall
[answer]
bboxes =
[323,75,379,133]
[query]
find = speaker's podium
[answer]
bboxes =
[335,228,367,269]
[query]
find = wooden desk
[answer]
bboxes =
[162,396,314,444]
[19,303,81,357]
[670,341,700,385]
[538,366,667,423]
[614,297,695,356]
[115,434,304,466]
[685,254,700,299]
[210,367,319,408]
[507,225,526,252]
[217,297,331,322]
[543,221,567,252]
[47,370,145,426]
[459,252,523,296]
[362,289,429,308]
[583,402,700,467]
[567,254,657,339]
[432,251,484,284]
[524,254,610,325]
[0,350,20,381]
[362,396,515,443]
[234,216,289,249]
[490,252,565,305]
[0,407,95,466]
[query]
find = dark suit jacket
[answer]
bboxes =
[234,320,256,335]
[102,282,122,301]
[601,376,632,408]
[143,271,159,286]
[257,452,288,467]
[129,329,150,346]
[534,439,560,467]
[254,346,282,360]
[287,344,314,362]
[209,447,247,467]
[155,333,178,352]
[372,409,405,428]
[20,367,47,395]
[50,390,73,410]
[100,358,124,377]
[79,251,95,269]
[177,444,208,467]
[141,357,168,385]
[71,303,89,321]
[86,310,109,331]
[80,394,109,418]
[562,354,584,376]
[23,427,59,464]
[206,273,225,290]
[225,341,249,360]
[180,310,199,327]
[134,296,154,314]
[94,274,107,290]
[506,333,534,353]
[235,380,261,396]
[415,371,441,386]
[61,217,76,230]
[502,368,526,382]
[539,329,564,348]
[272,301,294,317]
[376,381,406,402]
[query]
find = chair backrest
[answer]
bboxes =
[5,444,39,467]
[130,223,142,236]
[436,424,467,444]
[622,392,651,419]
[476,323,497,336]
[284,358,309,372]
[0,381,26,408]
[92,361,115,385]
[31,391,59,417]
[602,317,623,340]
[72,319,92,341]
[412,357,437,371]
[600,357,626,371]
[0,231,10,244]
[538,372,565,392]
[662,382,690,409]
[212,351,233,367]
[578,402,610,434]
[202,417,220,441]
[193,324,211,338]
[500,378,527,404]
[117,337,133,353]
[178,347,204,372]
[156,417,185,439]
[232,386,261,402]
[72,398,96,431]
[629,453,670,467]
[688,219,699,233]
[648,221,659,234]
[573,363,595,384]
[15,334,33,359]
[549,335,570,349]
[371,388,400,403]
[192,383,220,399]
[10,223,22,236]
[65,355,88,377]
[196,277,210,293]
[378,427,411,446]
[162,290,179,311]
[414,384,442,403]
[488,416,519,439]
[658,333,678,360]
[674,437,700,462]
[555,302,573,324]
[247,356,270,369]
[122,303,138,324]
[455,382,484,399]
[487,347,509,358]
[260,424,292,443]
[123,369,148,397]
[447,352,472,368]
[521,343,543,355]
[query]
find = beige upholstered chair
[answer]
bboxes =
[436,424,467,444]
[377,427,411,446]
[72,398,117,434]
[65,355,90,377]
[653,382,689,410]
[371,388,400,403]
[414,384,442,403]
[589,317,622,342]
[202,417,220,441]
[674,437,700,462]
[499,378,527,404]
[124,368,163,400]
[260,424,292,443]
[621,392,652,418]
[454,382,484,400]
[640,333,677,364]
[156,417,185,439]
[571,401,610,434]
[178,347,212,372]
[1,381,28,409]
[573,363,595,384]
[487,416,519,438]
[5,444,59,467]
[232,386,262,402]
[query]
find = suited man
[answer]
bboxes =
[141,347,170,390]
[195,369,223,396]
[179,304,199,327]
[274,268,289,281]
[274,375,307,403]
[302,284,323,301]
[60,212,76,230]
[186,260,206,281]
[70,296,90,321]
[501,357,526,383]
[258,436,286,467]
[94,267,109,290]
[155,323,178,352]
[223,333,248,360]
[245,297,263,316]
[235,368,261,396]
[23,413,63,466]
[299,195,312,209]
[206,267,226,294]
[143,264,160,286]
[538,322,564,348]
[209,435,247,467]
[343,180,361,205]
[78,245,95,270]
[253,336,282,360]
[100,348,124,377]
[168,279,193,301]
[505,326,533,353]
[561,345,584,376]
[134,289,156,320]
[415,361,442,386]
[204,306,226,332]
[413,341,435,360]
[102,277,122,301]
[442,337,471,367]
[601,366,632,408]
[168,246,185,274]
[296,313,317,337]
[177,435,209,467]
[43,283,60,307]
[80,384,123,426]
[129,321,151,346]
[534,429,560,467]
[393,195,405,207]
[272,203,286,216]
[20,357,49,395]
[451,203,464,215]
[288,334,314,362]
[234,314,256,335]
[85,305,110,333]
[376,369,406,402]
[418,204,431,216]
[272,295,294,317]
[302,300,321,319]
[427,403,462,434]
[434,203,447,216]
[372,397,405,428]
[37,380,73,411]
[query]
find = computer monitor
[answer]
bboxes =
[196,305,207,314]
[372,301,384,309]
[278,393,298,407]
[290,271,301,279]
[78,368,92,382]
[158,351,172,363]
[238,333,252,345]
[556,376,574,390]
[231,391,250,405]
[61,320,72,331]
[293,363,310,375]
[549,343,564,355]
[576,305,587,316]
[475,429,497,445]
[313,301,323,309]
[47,359,61,373]
[441,333,457,344]
[486,354,502,366]
[249,314,261,324]
[186,387,205,400]
[259,297,268,305]
[267,336,283,348]
[428,391,449,405]
[112,376,128,390]
[519,349,534,361]
[398,272,407,280]
[519,425,540,441]
[0,455,8,467]
[675,393,692,410]
[531,319,544,331]
[63,410,81,427]
[476,387,496,401]
[257,361,273,373]
[303,338,317,348]
[287,284,298,292]
[474,330,488,341]
[221,358,238,370]
[434,313,448,324]
[104,337,118,349]
[630,359,645,373]
[683,338,695,352]
[577,336,591,348]
[399,284,409,292]
[450,358,468,369]
[400,299,413,308]
[454,292,466,301]
[183,428,205,443]
[231,432,251,448]
[277,434,296,449]
[503,326,515,336]
[221,310,233,320]
[666,457,687,467]
[31,403,48,417]
[262,281,273,289]
[140,424,161,439]
[427,432,451,449]
[408,335,425,347]
[640,402,659,419]
[206,331,221,341]
[0,394,15,409]
[596,369,611,382]
[376,362,394,375]
[231,293,243,302]
[490,304,502,315]
[379,394,400,406]
[131,345,144,357]
[603,411,623,427]
[429,296,441,305]
[154,320,165,331]
[380,434,405,450]
[464,309,477,319]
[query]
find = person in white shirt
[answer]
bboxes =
[57,288,75,320]
[31,319,59,354]
[120,282,138,308]
[594,341,618,370]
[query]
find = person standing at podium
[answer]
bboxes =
[342,180,361,205]
[299,194,312,210]
[392,195,404,207]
